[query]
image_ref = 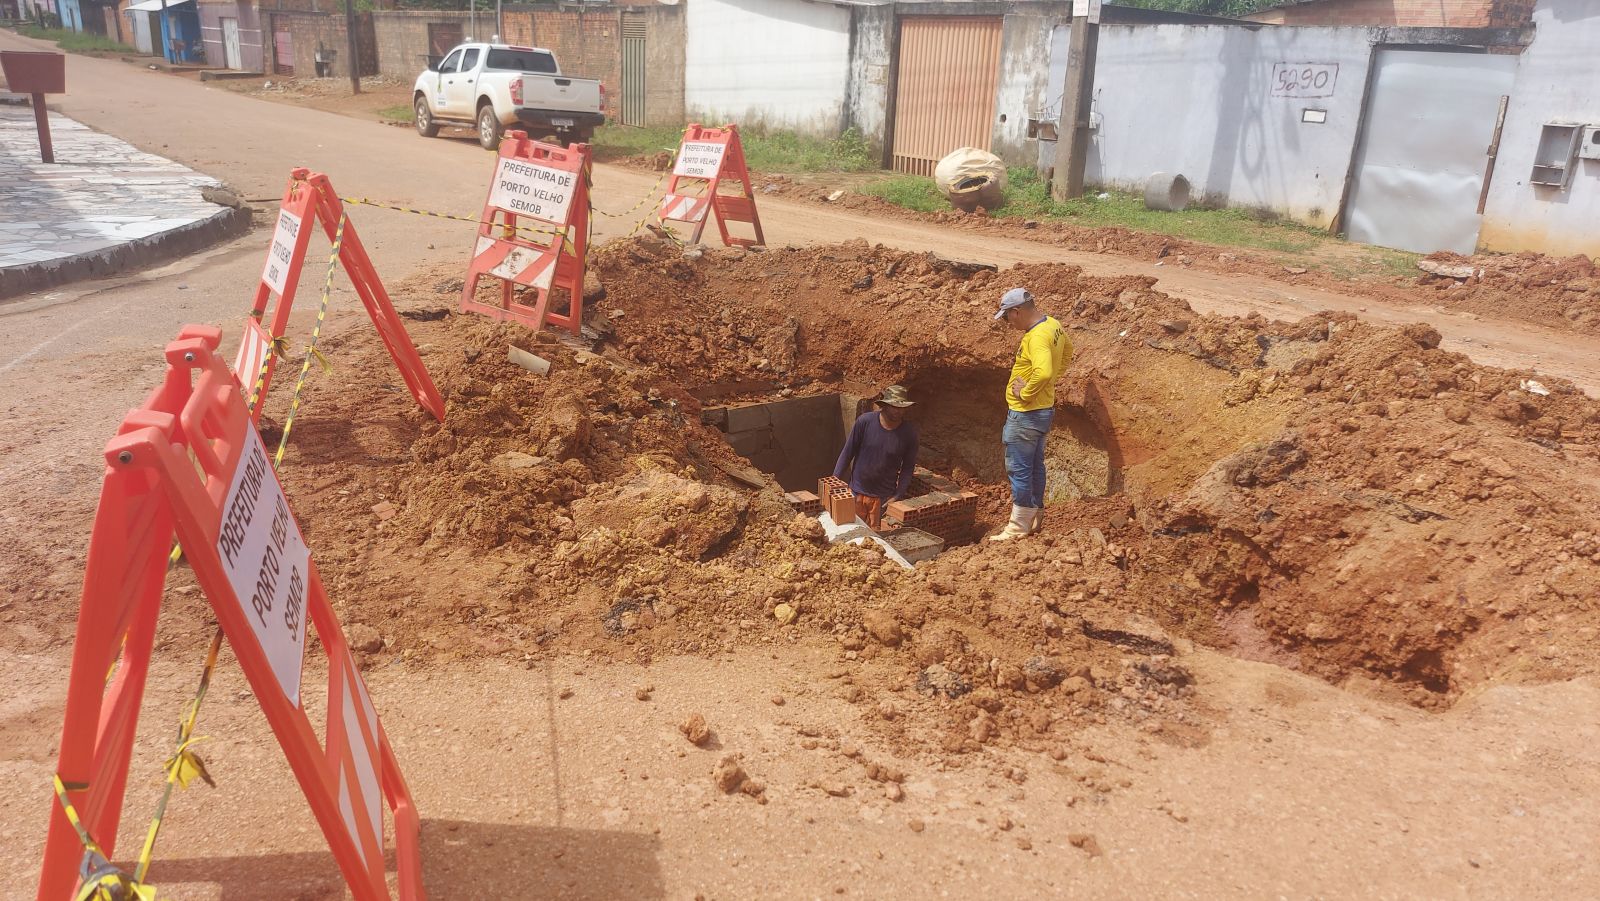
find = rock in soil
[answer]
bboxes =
[680,713,712,747]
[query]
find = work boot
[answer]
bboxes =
[1029,507,1045,533]
[989,505,1038,542]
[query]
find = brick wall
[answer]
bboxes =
[371,9,476,79]
[502,6,621,118]
[1244,0,1530,26]
[264,10,375,78]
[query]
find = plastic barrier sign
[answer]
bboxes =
[217,427,310,704]
[461,131,591,335]
[244,169,445,423]
[261,208,302,297]
[233,316,273,404]
[657,123,766,248]
[487,155,579,224]
[36,325,424,901]
[673,140,727,179]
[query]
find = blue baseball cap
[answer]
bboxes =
[993,287,1034,320]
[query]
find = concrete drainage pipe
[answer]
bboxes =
[1144,173,1191,212]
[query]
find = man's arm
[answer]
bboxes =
[1015,330,1052,404]
[894,428,920,499]
[833,416,864,480]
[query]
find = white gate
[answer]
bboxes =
[1344,49,1518,254]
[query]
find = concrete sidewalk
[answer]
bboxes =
[0,101,250,298]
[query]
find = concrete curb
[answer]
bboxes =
[0,204,253,300]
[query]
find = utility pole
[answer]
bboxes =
[344,0,361,94]
[1050,0,1101,201]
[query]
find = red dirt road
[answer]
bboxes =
[4,30,1600,901]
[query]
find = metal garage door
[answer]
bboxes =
[1344,49,1518,254]
[621,13,646,126]
[890,16,1003,176]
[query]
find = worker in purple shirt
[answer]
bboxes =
[832,385,919,529]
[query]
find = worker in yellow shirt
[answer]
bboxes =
[990,288,1071,541]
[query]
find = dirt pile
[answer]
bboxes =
[1417,250,1600,332]
[268,237,1600,761]
[765,179,1600,337]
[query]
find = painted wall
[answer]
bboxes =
[847,3,893,153]
[991,11,1053,162]
[1479,0,1600,257]
[685,0,852,137]
[158,5,203,63]
[58,0,81,30]
[198,0,265,71]
[1029,24,1376,228]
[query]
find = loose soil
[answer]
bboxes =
[759,177,1600,339]
[63,237,1593,755]
[9,42,1600,894]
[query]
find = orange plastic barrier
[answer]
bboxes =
[37,325,424,901]
[657,124,766,248]
[460,131,591,335]
[248,169,445,421]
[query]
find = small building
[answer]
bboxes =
[124,0,204,63]
[198,0,265,71]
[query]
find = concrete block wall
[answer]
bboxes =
[707,394,846,493]
[265,10,375,78]
[502,6,622,119]
[371,10,477,80]
[637,4,685,127]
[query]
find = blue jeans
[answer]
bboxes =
[1002,408,1054,508]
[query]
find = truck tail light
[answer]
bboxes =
[510,77,523,106]
[599,82,606,109]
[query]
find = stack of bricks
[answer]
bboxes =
[886,471,979,545]
[783,490,823,516]
[817,476,855,524]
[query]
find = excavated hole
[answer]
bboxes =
[699,376,1121,505]
[903,369,1119,499]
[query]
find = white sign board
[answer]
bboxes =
[673,141,727,179]
[1271,62,1340,98]
[261,208,302,298]
[487,157,577,225]
[1072,0,1102,22]
[217,427,310,705]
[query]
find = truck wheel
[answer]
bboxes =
[415,96,438,138]
[477,105,503,150]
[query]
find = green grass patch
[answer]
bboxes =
[864,167,1325,254]
[593,124,877,173]
[10,25,137,54]
[377,104,414,123]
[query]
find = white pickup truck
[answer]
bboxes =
[413,43,605,150]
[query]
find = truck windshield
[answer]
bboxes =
[486,49,557,73]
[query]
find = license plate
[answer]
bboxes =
[551,118,575,127]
